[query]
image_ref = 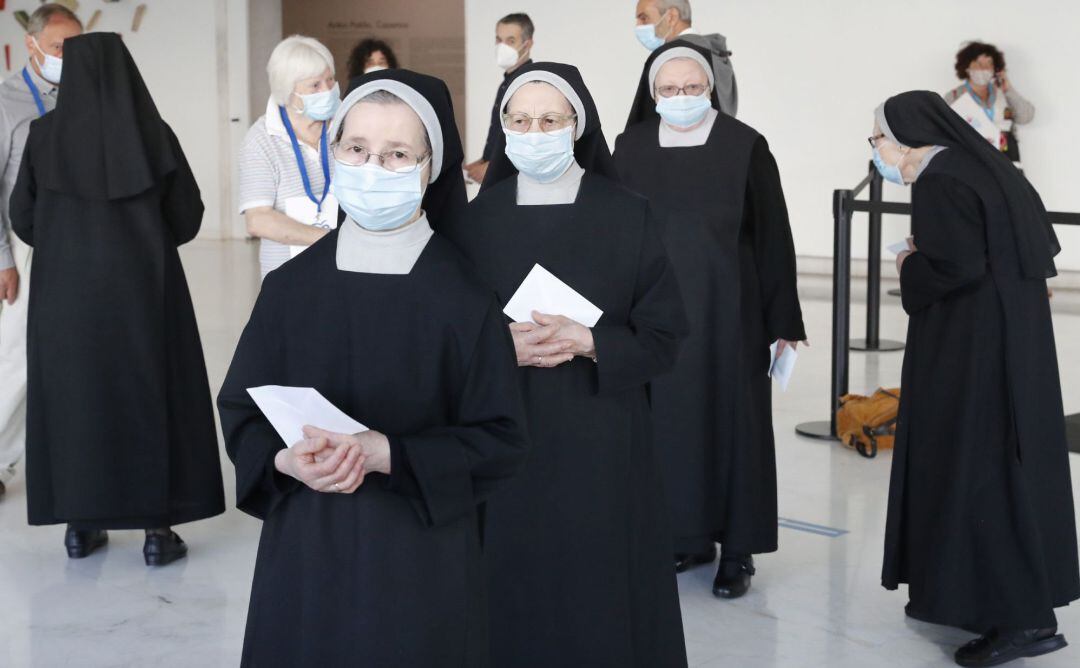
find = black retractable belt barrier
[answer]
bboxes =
[796,163,1080,447]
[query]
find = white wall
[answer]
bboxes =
[0,0,245,240]
[464,0,1080,271]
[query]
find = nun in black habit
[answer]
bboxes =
[217,69,529,667]
[442,62,689,668]
[613,40,805,598]
[873,91,1078,667]
[10,33,224,565]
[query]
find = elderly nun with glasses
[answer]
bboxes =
[613,40,805,601]
[442,62,690,668]
[217,69,528,667]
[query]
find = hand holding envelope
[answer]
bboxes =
[504,265,603,368]
[247,386,384,494]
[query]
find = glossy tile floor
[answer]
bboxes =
[1,239,1078,667]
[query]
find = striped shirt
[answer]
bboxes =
[0,64,57,271]
[238,97,333,279]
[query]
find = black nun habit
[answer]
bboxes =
[217,70,529,666]
[613,41,805,562]
[442,62,690,668]
[10,33,225,530]
[878,91,1078,632]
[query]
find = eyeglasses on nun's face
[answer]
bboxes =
[654,83,709,98]
[502,111,577,135]
[332,142,430,172]
[868,134,886,148]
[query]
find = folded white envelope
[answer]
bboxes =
[768,341,798,392]
[246,385,367,448]
[886,239,911,256]
[503,264,603,327]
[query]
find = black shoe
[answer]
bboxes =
[144,530,188,567]
[712,554,755,599]
[64,526,108,559]
[954,627,1067,667]
[675,545,717,573]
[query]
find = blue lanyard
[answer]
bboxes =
[278,106,330,213]
[964,81,995,121]
[21,67,47,118]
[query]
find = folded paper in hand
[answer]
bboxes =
[503,264,603,326]
[886,239,910,256]
[768,341,798,392]
[247,385,367,448]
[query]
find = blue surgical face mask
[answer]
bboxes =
[296,83,341,121]
[635,24,666,51]
[872,147,906,185]
[504,126,575,183]
[656,94,712,128]
[32,37,63,84]
[332,158,429,231]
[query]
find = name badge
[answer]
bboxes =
[285,194,339,258]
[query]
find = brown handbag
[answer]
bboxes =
[836,388,901,459]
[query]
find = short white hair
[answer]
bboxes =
[267,35,335,106]
[658,0,692,22]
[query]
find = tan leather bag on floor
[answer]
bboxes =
[836,388,901,459]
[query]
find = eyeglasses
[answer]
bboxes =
[868,134,885,148]
[655,84,709,98]
[332,143,429,172]
[502,112,577,135]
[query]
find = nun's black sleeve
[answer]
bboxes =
[900,173,987,315]
[745,137,806,342]
[10,130,37,247]
[160,126,205,246]
[217,279,300,520]
[388,298,529,528]
[591,212,688,394]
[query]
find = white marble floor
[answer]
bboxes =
[1,239,1078,668]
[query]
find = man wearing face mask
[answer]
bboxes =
[632,0,737,117]
[0,3,82,501]
[239,35,342,279]
[616,41,804,599]
[463,13,533,185]
[943,41,1034,163]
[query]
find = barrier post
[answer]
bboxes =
[851,163,904,352]
[795,189,851,440]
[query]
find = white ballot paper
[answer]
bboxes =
[887,239,911,255]
[768,340,798,392]
[503,264,603,326]
[285,194,340,258]
[246,385,367,448]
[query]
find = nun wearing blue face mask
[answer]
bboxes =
[238,35,342,279]
[614,40,805,600]
[873,91,1077,668]
[218,69,529,667]
[442,62,689,668]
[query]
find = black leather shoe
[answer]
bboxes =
[712,554,755,599]
[675,545,717,573]
[65,526,108,559]
[144,530,188,567]
[954,627,1067,667]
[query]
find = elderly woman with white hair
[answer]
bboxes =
[218,69,527,666]
[614,40,805,600]
[238,35,341,279]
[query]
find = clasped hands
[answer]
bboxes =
[511,311,595,368]
[274,425,391,494]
